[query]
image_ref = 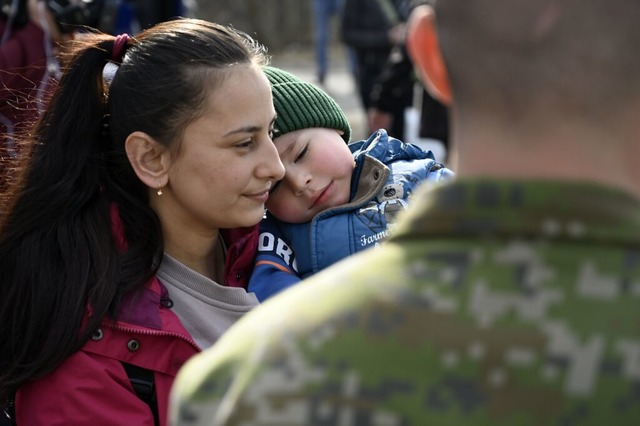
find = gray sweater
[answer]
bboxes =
[157,253,259,349]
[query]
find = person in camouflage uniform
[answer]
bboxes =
[169,0,640,424]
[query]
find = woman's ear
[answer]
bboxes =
[407,5,452,105]
[125,131,171,190]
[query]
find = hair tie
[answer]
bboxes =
[112,33,130,62]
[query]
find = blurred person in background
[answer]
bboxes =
[112,0,194,34]
[340,0,412,139]
[1,0,105,188]
[311,0,342,85]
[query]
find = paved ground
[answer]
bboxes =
[270,44,370,142]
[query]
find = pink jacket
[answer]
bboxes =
[15,224,259,425]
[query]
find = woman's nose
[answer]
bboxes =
[259,140,285,181]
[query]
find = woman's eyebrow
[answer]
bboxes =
[224,114,277,137]
[222,125,262,137]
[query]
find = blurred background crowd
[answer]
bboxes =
[1,0,449,170]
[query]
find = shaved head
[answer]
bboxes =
[435,0,640,119]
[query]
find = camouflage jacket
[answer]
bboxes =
[170,179,640,426]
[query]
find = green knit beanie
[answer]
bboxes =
[264,66,351,143]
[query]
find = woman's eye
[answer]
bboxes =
[269,128,279,139]
[294,145,308,163]
[236,140,253,149]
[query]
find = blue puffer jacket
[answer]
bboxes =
[248,129,454,302]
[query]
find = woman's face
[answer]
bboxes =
[158,64,284,233]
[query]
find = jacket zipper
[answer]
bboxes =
[102,321,202,352]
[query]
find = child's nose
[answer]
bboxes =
[289,170,311,196]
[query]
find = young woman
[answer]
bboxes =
[0,18,284,425]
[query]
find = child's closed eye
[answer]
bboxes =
[294,145,309,163]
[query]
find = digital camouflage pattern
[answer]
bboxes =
[170,179,640,425]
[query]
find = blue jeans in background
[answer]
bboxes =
[312,0,342,84]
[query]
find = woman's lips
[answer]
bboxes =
[246,189,270,203]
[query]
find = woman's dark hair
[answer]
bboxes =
[0,18,269,400]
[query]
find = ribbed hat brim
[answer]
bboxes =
[264,66,351,143]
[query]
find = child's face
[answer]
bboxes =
[266,127,355,224]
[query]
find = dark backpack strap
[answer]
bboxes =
[121,362,159,426]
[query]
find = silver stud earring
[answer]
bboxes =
[157,183,163,196]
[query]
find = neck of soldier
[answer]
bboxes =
[450,105,640,200]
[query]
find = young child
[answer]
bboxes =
[248,67,453,302]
